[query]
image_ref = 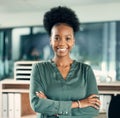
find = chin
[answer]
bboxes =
[57,53,69,58]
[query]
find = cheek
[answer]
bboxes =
[50,41,57,50]
[70,41,75,47]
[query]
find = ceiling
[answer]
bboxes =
[0,0,120,28]
[0,0,120,13]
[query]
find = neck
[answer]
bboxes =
[52,56,73,66]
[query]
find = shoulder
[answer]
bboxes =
[75,60,91,70]
[32,60,52,69]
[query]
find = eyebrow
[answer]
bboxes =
[54,34,72,37]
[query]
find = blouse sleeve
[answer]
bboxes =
[86,66,99,96]
[85,65,100,117]
[29,63,72,116]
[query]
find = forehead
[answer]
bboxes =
[51,23,74,35]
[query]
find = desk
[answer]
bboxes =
[97,81,120,95]
[97,81,120,113]
[0,79,120,118]
[0,79,35,118]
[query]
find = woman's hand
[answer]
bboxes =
[36,91,47,99]
[80,94,101,109]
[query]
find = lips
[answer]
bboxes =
[57,48,67,52]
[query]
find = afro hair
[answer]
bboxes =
[43,6,80,35]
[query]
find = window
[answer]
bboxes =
[0,31,4,79]
[71,22,116,82]
[0,21,119,82]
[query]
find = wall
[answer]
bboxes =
[0,2,120,28]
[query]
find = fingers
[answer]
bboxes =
[36,91,47,99]
[88,94,101,109]
[89,94,99,99]
[90,102,99,109]
[90,98,101,109]
[80,94,101,109]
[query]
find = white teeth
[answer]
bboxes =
[57,48,67,52]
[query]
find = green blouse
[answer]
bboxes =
[30,60,99,118]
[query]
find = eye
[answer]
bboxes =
[66,37,71,41]
[54,36,60,41]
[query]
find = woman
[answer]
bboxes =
[30,6,101,118]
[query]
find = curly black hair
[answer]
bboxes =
[43,6,80,35]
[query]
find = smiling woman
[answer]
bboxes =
[29,6,101,118]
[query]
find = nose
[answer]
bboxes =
[58,39,66,45]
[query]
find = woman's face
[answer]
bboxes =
[50,23,75,57]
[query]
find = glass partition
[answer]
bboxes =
[0,31,4,80]
[71,22,116,82]
[0,21,119,81]
[11,27,51,61]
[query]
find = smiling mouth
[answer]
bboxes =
[57,48,67,52]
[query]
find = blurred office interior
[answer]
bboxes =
[0,0,120,118]
[0,0,120,81]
